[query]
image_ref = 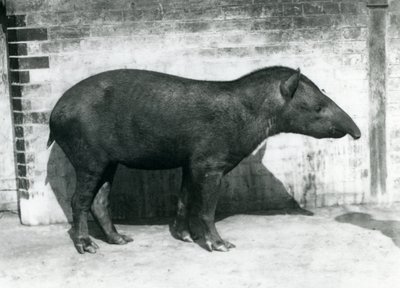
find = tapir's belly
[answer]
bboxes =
[102,133,189,170]
[119,152,185,170]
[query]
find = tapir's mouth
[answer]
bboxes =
[330,127,361,140]
[330,127,347,138]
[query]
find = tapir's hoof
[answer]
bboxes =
[223,240,236,249]
[213,240,235,252]
[75,237,99,254]
[201,238,235,252]
[176,230,193,243]
[107,232,134,245]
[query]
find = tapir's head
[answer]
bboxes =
[278,69,361,140]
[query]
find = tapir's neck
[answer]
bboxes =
[227,67,292,150]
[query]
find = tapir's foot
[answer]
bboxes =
[173,217,193,242]
[189,217,235,252]
[106,232,134,245]
[202,238,235,252]
[74,237,99,254]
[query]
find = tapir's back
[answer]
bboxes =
[49,69,240,169]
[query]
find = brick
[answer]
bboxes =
[123,9,164,22]
[61,10,125,26]
[342,27,367,40]
[180,6,224,21]
[12,98,22,111]
[16,153,26,164]
[23,112,50,124]
[16,139,25,151]
[282,28,341,42]
[17,178,29,191]
[254,45,291,55]
[7,28,48,42]
[340,3,360,14]
[6,15,26,27]
[283,4,302,16]
[339,13,368,27]
[7,0,93,13]
[8,43,27,56]
[49,26,90,40]
[21,99,32,110]
[10,71,30,84]
[303,3,340,15]
[15,126,24,138]
[10,84,50,98]
[21,125,33,135]
[56,12,82,26]
[90,0,132,10]
[217,0,253,6]
[10,57,49,70]
[175,21,211,33]
[251,17,292,30]
[199,47,254,58]
[17,165,27,177]
[341,53,365,66]
[223,5,283,19]
[254,0,292,3]
[11,85,22,97]
[210,19,253,31]
[293,15,337,28]
[26,13,60,26]
[13,112,23,124]
[293,0,331,2]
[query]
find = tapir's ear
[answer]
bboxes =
[280,68,301,99]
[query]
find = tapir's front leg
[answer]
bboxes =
[188,167,235,252]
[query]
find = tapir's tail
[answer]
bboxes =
[47,132,54,148]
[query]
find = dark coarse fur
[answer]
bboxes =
[48,67,291,171]
[48,66,361,254]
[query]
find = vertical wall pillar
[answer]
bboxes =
[367,0,389,201]
[0,0,18,211]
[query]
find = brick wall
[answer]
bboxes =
[4,0,379,224]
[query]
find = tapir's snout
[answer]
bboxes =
[349,124,361,140]
[333,107,361,140]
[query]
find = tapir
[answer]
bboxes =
[47,66,361,254]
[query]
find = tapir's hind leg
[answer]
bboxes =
[72,169,105,254]
[173,166,193,242]
[91,164,133,245]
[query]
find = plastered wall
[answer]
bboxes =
[0,20,17,211]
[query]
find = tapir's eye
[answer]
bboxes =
[300,103,309,111]
[316,105,322,112]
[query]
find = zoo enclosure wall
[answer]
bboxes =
[0,0,399,225]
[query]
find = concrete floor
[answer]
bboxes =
[1,205,400,288]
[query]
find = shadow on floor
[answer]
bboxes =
[335,212,400,248]
[49,141,314,252]
[82,206,313,249]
